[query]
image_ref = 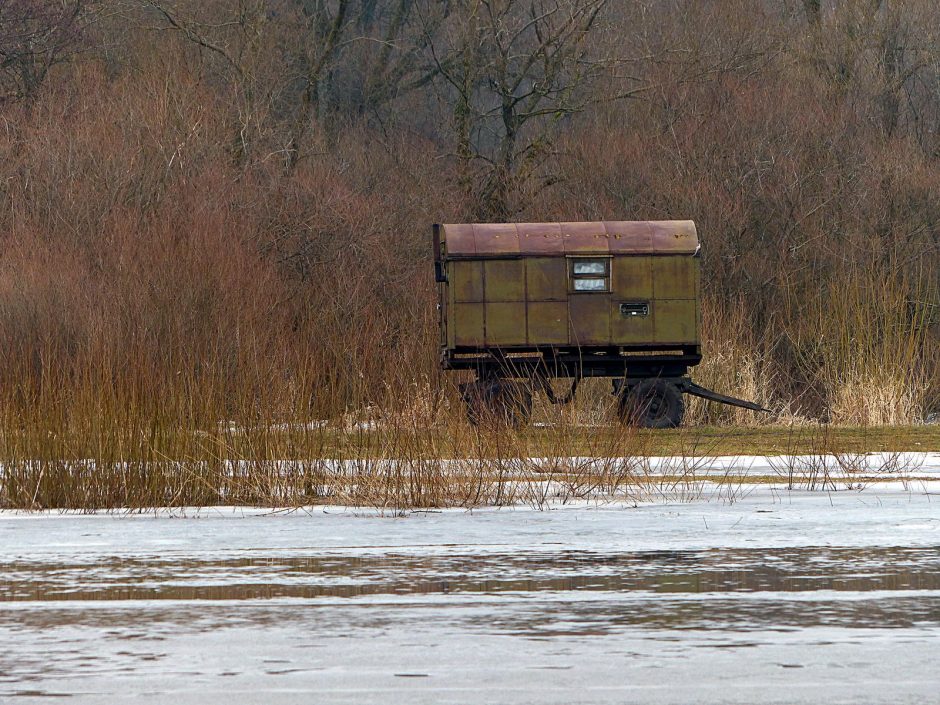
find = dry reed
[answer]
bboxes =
[0,2,938,510]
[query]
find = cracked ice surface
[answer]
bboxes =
[1,476,939,704]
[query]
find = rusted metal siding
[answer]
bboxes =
[451,260,484,302]
[569,295,610,345]
[653,299,697,342]
[448,262,485,347]
[441,222,700,350]
[525,257,567,300]
[517,223,565,255]
[610,299,653,343]
[442,221,698,258]
[652,256,697,300]
[525,256,568,345]
[484,260,524,301]
[612,256,653,299]
[650,255,699,344]
[486,302,527,345]
[527,301,568,344]
[452,302,485,346]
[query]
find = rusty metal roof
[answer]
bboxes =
[441,221,698,258]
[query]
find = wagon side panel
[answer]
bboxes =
[449,260,486,347]
[483,259,526,346]
[651,255,700,345]
[610,255,654,344]
[524,257,568,346]
[569,295,611,345]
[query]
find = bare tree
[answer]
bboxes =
[0,0,86,103]
[144,0,279,165]
[796,0,940,143]
[426,0,632,221]
[340,0,448,116]
[144,0,355,167]
[280,0,350,167]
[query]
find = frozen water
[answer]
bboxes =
[1,478,939,703]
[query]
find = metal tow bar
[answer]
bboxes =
[680,381,771,413]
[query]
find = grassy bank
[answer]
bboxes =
[1,3,939,511]
[2,413,935,511]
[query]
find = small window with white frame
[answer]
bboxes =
[569,257,610,293]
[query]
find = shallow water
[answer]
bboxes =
[2,485,939,703]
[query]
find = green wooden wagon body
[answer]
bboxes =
[433,221,762,428]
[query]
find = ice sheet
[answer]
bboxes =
[1,479,939,704]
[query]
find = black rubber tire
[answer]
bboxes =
[617,379,684,429]
[462,380,532,428]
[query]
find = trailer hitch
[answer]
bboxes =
[679,380,770,413]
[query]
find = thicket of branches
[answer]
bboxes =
[0,0,938,425]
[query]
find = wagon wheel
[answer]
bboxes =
[617,379,684,429]
[462,379,532,428]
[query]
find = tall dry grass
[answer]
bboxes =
[0,2,938,510]
[0,369,672,511]
[789,264,938,426]
[684,298,779,426]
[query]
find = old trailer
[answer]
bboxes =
[433,221,766,428]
